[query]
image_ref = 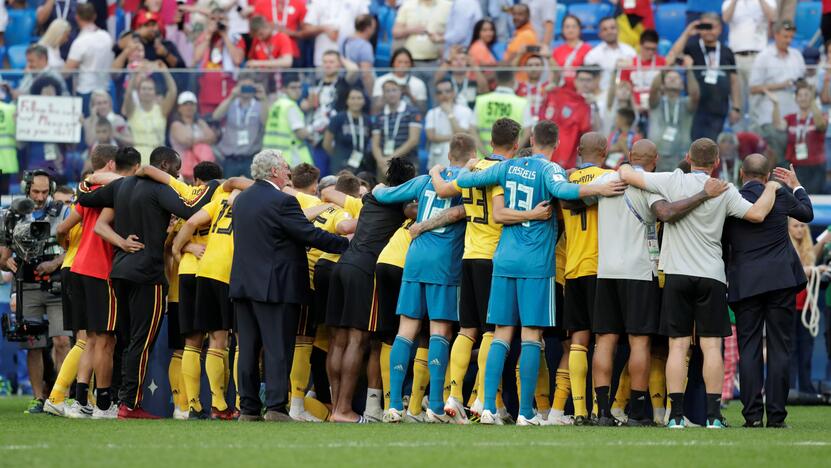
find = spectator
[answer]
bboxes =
[722,0,777,113]
[444,0,483,54]
[648,58,699,171]
[263,73,313,167]
[574,66,606,132]
[36,0,82,54]
[488,0,514,44]
[372,48,428,114]
[302,0,368,67]
[538,69,592,167]
[551,15,592,89]
[514,54,549,122]
[788,218,822,395]
[250,0,305,62]
[343,14,377,93]
[131,10,187,70]
[620,29,665,114]
[769,82,828,193]
[500,3,539,83]
[434,45,490,108]
[19,75,68,174]
[667,14,741,142]
[164,3,195,67]
[523,0,557,47]
[615,0,655,50]
[749,20,805,165]
[169,91,217,181]
[0,84,15,192]
[83,90,133,148]
[15,44,69,98]
[192,10,244,116]
[324,87,372,173]
[392,0,452,97]
[584,17,637,96]
[37,18,72,69]
[425,78,474,167]
[240,14,293,69]
[87,118,117,154]
[715,131,767,184]
[371,80,422,177]
[603,67,637,134]
[607,107,641,166]
[803,47,821,91]
[213,77,267,177]
[471,69,533,156]
[468,19,498,67]
[64,4,114,116]
[122,62,177,164]
[818,43,831,171]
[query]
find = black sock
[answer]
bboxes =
[706,393,722,420]
[629,390,648,420]
[595,386,610,417]
[668,392,684,420]
[76,382,89,407]
[97,388,112,411]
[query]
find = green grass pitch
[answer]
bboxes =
[1,397,830,467]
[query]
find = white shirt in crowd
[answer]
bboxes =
[372,73,428,102]
[722,0,775,53]
[585,41,637,93]
[523,0,557,43]
[425,103,474,166]
[67,25,115,94]
[304,0,369,67]
[749,44,806,126]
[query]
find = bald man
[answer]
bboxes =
[723,159,813,428]
[591,139,728,426]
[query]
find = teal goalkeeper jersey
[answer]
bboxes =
[374,168,466,285]
[456,154,581,278]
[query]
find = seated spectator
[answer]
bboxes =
[444,0,482,54]
[619,29,665,114]
[425,78,474,167]
[769,82,828,194]
[468,19,498,66]
[170,91,218,181]
[585,17,637,96]
[371,80,422,177]
[538,71,592,167]
[239,15,293,69]
[551,15,592,89]
[262,73,313,167]
[343,14,377,94]
[500,3,539,83]
[213,77,267,177]
[83,90,133,148]
[193,10,244,115]
[14,45,69,98]
[302,0,368,68]
[606,108,641,167]
[372,48,428,114]
[122,62,178,164]
[64,4,114,116]
[324,88,372,173]
[615,0,655,50]
[37,19,72,69]
[648,58,699,172]
[514,54,549,121]
[250,0,305,62]
[433,45,489,109]
[19,75,68,175]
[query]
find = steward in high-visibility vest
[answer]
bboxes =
[473,86,527,157]
[263,81,312,167]
[0,102,18,176]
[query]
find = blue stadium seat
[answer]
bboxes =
[795,1,821,44]
[5,9,36,47]
[655,4,687,44]
[373,5,396,68]
[115,8,127,39]
[658,38,672,57]
[553,4,567,39]
[491,41,507,62]
[568,3,613,41]
[8,45,28,70]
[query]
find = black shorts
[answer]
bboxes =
[296,302,316,337]
[62,268,84,332]
[593,278,660,335]
[76,274,117,333]
[312,259,337,329]
[194,277,233,332]
[167,302,184,350]
[373,262,403,336]
[458,259,495,332]
[563,276,597,332]
[545,281,567,339]
[178,274,198,334]
[325,263,374,331]
[660,274,730,338]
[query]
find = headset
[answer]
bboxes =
[20,170,57,198]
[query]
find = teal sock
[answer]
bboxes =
[484,339,510,413]
[427,335,450,414]
[389,335,413,411]
[519,341,542,419]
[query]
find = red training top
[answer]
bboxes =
[71,183,113,280]
[538,86,592,169]
[785,112,827,166]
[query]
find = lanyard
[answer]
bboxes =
[235,100,257,127]
[451,76,469,97]
[797,112,813,143]
[559,42,583,85]
[384,108,404,145]
[347,113,365,151]
[699,39,720,69]
[55,0,72,20]
[612,130,634,149]
[271,0,290,26]
[663,97,679,126]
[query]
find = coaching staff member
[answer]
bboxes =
[723,157,813,428]
[230,150,349,422]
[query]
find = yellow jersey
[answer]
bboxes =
[312,206,353,266]
[292,192,325,282]
[376,220,415,268]
[555,235,566,286]
[61,205,83,269]
[561,165,611,279]
[452,157,505,260]
[166,220,183,303]
[196,192,235,284]
[344,195,363,218]
[295,191,324,210]
[167,178,222,276]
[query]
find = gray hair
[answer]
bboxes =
[717,132,738,146]
[250,149,287,180]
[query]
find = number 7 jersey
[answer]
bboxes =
[451,156,505,260]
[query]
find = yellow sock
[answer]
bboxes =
[612,365,631,412]
[495,387,505,410]
[553,368,571,412]
[380,342,392,410]
[48,339,85,404]
[448,334,474,401]
[569,344,589,417]
[182,345,203,412]
[515,363,521,400]
[233,347,240,411]
[443,362,452,402]
[290,342,313,399]
[592,385,598,418]
[304,396,330,421]
[313,326,330,353]
[649,355,667,410]
[223,348,230,391]
[536,350,551,412]
[477,332,493,403]
[468,369,480,407]
[168,351,186,411]
[410,347,429,416]
[206,348,228,411]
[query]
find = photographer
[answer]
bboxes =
[1,171,72,414]
[192,9,244,116]
[213,76,267,177]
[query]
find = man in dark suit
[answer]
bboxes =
[723,155,813,428]
[230,150,350,421]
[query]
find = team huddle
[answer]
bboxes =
[37,115,799,428]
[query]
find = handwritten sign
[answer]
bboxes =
[16,96,82,143]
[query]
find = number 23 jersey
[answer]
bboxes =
[452,156,505,260]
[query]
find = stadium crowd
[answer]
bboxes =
[1,0,831,429]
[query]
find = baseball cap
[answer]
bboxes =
[803,47,821,65]
[177,91,197,105]
[133,10,161,29]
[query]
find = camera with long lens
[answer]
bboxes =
[0,198,52,342]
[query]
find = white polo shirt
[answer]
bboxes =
[584,41,637,92]
[749,45,806,126]
[67,25,114,94]
[722,0,775,54]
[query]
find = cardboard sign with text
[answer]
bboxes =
[15,96,82,143]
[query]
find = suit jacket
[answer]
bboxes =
[723,181,813,303]
[229,180,350,304]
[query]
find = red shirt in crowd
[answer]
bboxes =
[619,55,666,108]
[538,86,592,168]
[515,80,550,120]
[70,184,113,280]
[551,42,592,89]
[622,0,655,29]
[238,32,294,62]
[785,112,828,166]
[251,0,306,57]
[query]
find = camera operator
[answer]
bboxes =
[0,171,72,414]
